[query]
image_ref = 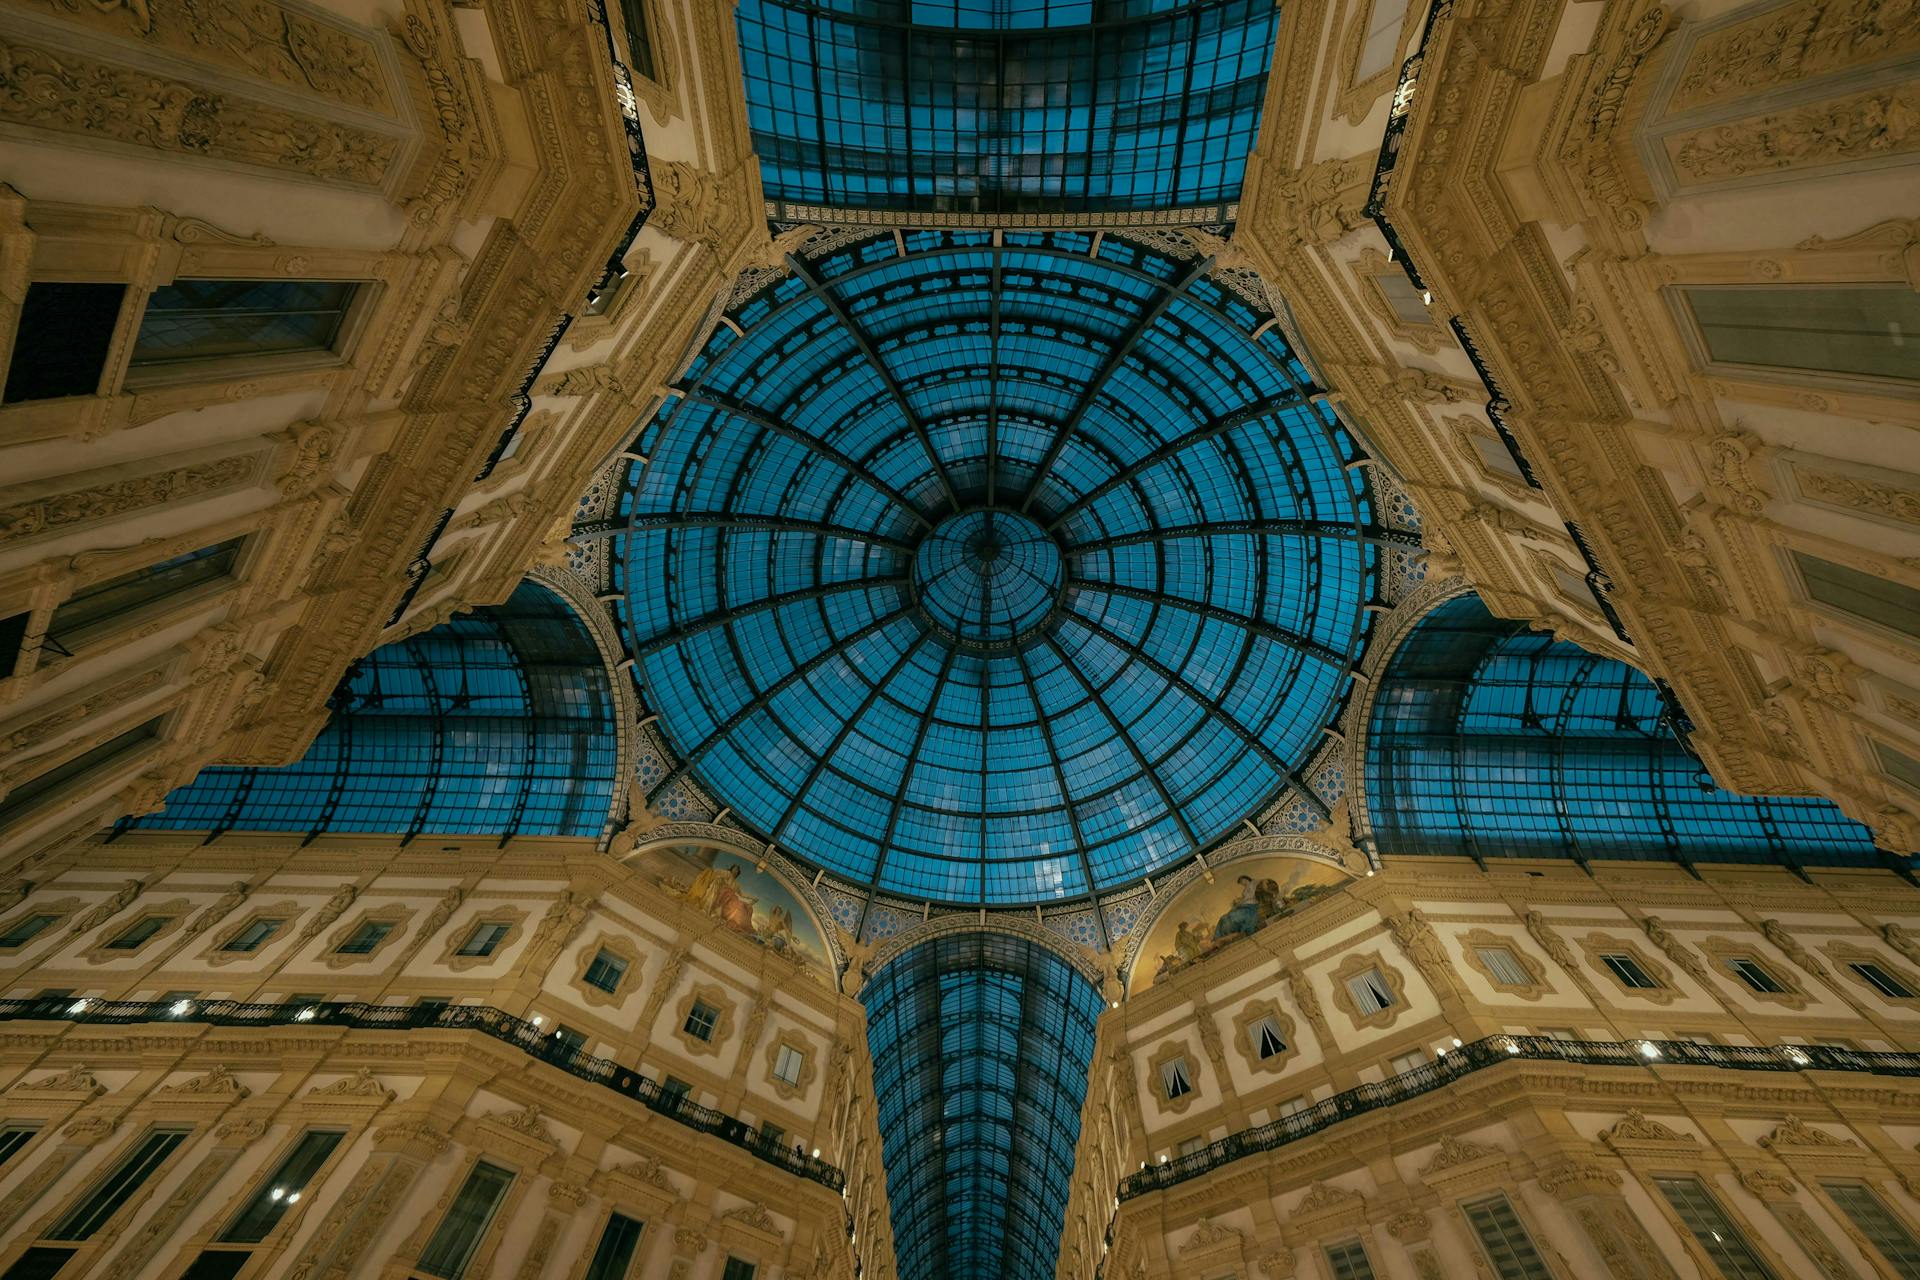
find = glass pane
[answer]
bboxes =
[220,1130,344,1242]
[1465,1195,1552,1280]
[583,1212,645,1280]
[131,280,358,365]
[1,720,160,827]
[49,538,244,645]
[1655,1176,1778,1280]
[1687,285,1920,382]
[1825,1183,1920,1279]
[1795,553,1920,641]
[3,282,126,403]
[416,1161,515,1279]
[49,1129,189,1240]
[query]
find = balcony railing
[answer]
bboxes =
[0,995,845,1191]
[1118,1031,1920,1199]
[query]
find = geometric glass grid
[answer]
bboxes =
[124,581,619,843]
[862,932,1103,1280]
[738,0,1280,215]
[597,229,1392,906]
[1364,595,1896,868]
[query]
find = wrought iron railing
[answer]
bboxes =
[1117,1032,1920,1200]
[0,995,844,1191]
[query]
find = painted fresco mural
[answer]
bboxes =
[643,843,835,981]
[1130,855,1351,992]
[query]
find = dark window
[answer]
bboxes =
[0,719,159,828]
[1853,962,1917,1000]
[0,1127,36,1167]
[457,921,511,957]
[1727,957,1787,995]
[222,918,283,952]
[46,538,244,652]
[1795,552,1920,641]
[220,1129,343,1242]
[615,0,654,79]
[416,1161,515,1279]
[1,611,29,677]
[583,948,627,993]
[1160,1058,1191,1101]
[334,920,394,955]
[1825,1182,1920,1278]
[772,1045,804,1086]
[3,282,126,403]
[683,1000,719,1042]
[1600,953,1660,989]
[0,1247,77,1280]
[1252,1016,1286,1060]
[1879,741,1920,798]
[1463,1195,1552,1279]
[1346,968,1395,1013]
[0,914,58,948]
[721,1259,757,1280]
[583,1212,645,1280]
[416,996,452,1013]
[1655,1176,1778,1280]
[660,1077,692,1104]
[48,1128,189,1240]
[131,279,358,367]
[551,1025,587,1055]
[177,1253,249,1280]
[105,915,172,950]
[1323,1240,1375,1279]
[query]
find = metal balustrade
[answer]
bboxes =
[1118,1031,1920,1200]
[0,995,845,1191]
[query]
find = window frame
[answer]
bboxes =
[414,1158,517,1280]
[121,278,377,392]
[40,536,251,661]
[1669,282,1920,396]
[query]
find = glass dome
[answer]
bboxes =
[605,229,1383,905]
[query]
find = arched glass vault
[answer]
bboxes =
[126,581,619,843]
[596,229,1393,907]
[862,931,1103,1280]
[1363,594,1895,870]
[737,0,1281,215]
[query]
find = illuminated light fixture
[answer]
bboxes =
[170,999,192,1016]
[1506,1041,1520,1055]
[531,1015,544,1027]
[812,1147,821,1158]
[66,999,89,1015]
[1422,290,1433,305]
[288,1192,301,1204]
[1451,1037,1463,1047]
[270,1188,284,1201]
[295,1006,316,1022]
[1786,1047,1810,1065]
[1639,1041,1661,1059]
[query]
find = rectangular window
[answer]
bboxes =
[1825,1182,1920,1279]
[1476,946,1532,987]
[1794,552,1920,642]
[0,914,58,948]
[222,918,283,953]
[760,1122,784,1146]
[0,1126,36,1167]
[1655,1175,1779,1280]
[105,915,172,950]
[583,948,628,993]
[2,1248,79,1280]
[457,921,510,957]
[1277,1095,1309,1119]
[1346,968,1395,1015]
[45,539,244,654]
[1354,0,1411,79]
[48,1128,189,1240]
[416,996,452,1013]
[660,1077,692,1104]
[1375,270,1432,326]
[1177,1135,1208,1157]
[334,920,393,955]
[773,1044,805,1086]
[1853,961,1917,999]
[1683,284,1919,384]
[1600,953,1660,990]
[683,1000,719,1042]
[416,1161,515,1279]
[1727,956,1787,995]
[583,268,631,318]
[551,1025,587,1055]
[721,1259,757,1280]
[1390,1050,1427,1075]
[1877,741,1920,799]
[615,0,655,79]
[177,1254,250,1280]
[583,1212,645,1280]
[131,279,360,368]
[1323,1239,1377,1280]
[1464,1194,1552,1279]
[219,1129,344,1242]
[1160,1058,1192,1101]
[3,282,127,404]
[1250,1015,1287,1060]
[0,719,160,828]
[1541,1027,1577,1041]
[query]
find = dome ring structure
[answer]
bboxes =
[603,229,1394,907]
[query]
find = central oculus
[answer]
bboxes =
[911,508,1064,645]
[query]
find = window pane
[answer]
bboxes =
[721,1259,758,1280]
[1853,962,1916,999]
[1465,1195,1552,1279]
[1477,946,1530,986]
[106,916,171,949]
[1796,553,1920,641]
[1,1248,78,1280]
[3,282,126,403]
[0,915,58,948]
[584,950,627,992]
[416,1161,515,1279]
[220,1130,344,1242]
[583,1212,645,1280]
[1602,954,1656,989]
[49,1129,189,1240]
[178,1253,250,1280]
[0,719,160,827]
[1825,1182,1920,1279]
[48,539,244,646]
[1655,1176,1778,1280]
[1729,958,1785,994]
[0,1127,36,1167]
[1324,1240,1376,1279]
[224,919,282,952]
[132,280,358,366]
[459,922,509,956]
[1687,285,1920,382]
[336,921,393,955]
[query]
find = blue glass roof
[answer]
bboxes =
[1365,595,1897,868]
[863,932,1102,1280]
[738,0,1280,214]
[126,582,619,841]
[606,230,1384,905]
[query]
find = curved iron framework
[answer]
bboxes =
[607,230,1397,906]
[125,582,619,843]
[862,932,1103,1280]
[738,0,1280,215]
[1363,595,1892,869]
